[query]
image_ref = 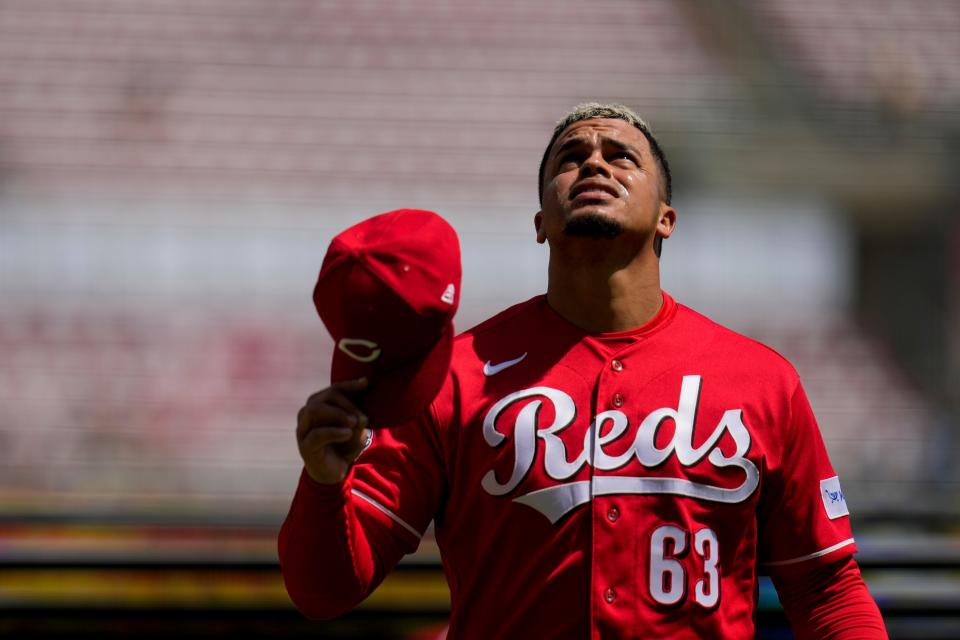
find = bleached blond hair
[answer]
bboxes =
[538,102,672,205]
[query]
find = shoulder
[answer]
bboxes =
[672,300,801,388]
[458,295,546,340]
[428,296,547,429]
[449,295,548,363]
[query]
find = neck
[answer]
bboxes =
[546,240,663,333]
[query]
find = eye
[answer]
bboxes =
[556,152,582,169]
[612,151,637,165]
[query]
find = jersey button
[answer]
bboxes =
[612,393,624,408]
[611,359,623,371]
[604,587,617,604]
[607,507,620,522]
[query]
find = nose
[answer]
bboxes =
[580,150,611,177]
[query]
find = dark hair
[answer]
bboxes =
[538,103,672,206]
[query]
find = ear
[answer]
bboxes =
[534,210,547,244]
[655,203,677,240]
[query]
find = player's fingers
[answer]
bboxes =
[322,388,367,418]
[296,402,360,440]
[331,426,371,463]
[349,425,372,455]
[303,378,368,416]
[299,425,353,452]
[303,377,366,405]
[330,376,369,393]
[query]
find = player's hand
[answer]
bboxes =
[296,378,371,485]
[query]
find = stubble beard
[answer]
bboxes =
[563,212,625,239]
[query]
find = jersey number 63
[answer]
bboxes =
[649,525,720,609]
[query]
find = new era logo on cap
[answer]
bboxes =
[441,283,456,305]
[314,209,462,427]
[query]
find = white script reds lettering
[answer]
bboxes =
[480,375,760,523]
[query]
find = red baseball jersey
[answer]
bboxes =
[280,292,857,639]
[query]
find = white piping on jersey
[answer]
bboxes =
[514,481,592,524]
[351,489,422,540]
[512,474,762,525]
[762,538,855,566]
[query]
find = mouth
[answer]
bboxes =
[569,180,619,202]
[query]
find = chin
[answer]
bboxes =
[563,212,625,238]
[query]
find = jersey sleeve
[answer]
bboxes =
[772,555,888,639]
[758,381,858,569]
[278,402,448,619]
[349,400,449,546]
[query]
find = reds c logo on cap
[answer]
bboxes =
[337,338,382,363]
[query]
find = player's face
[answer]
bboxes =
[536,118,675,249]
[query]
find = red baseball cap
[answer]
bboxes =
[313,209,461,427]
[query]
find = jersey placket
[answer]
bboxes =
[590,349,635,638]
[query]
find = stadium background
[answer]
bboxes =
[0,0,957,637]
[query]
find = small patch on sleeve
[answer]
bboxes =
[819,476,849,520]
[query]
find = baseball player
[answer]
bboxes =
[280,103,888,638]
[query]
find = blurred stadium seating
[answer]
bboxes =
[756,0,960,122]
[0,0,958,637]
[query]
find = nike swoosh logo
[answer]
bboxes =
[483,353,528,376]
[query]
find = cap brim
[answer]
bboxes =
[331,322,453,427]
